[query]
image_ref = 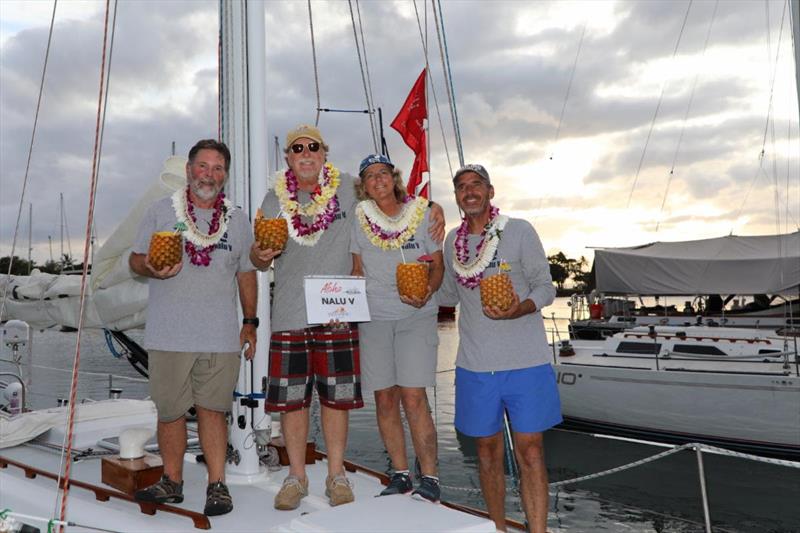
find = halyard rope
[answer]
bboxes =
[56,0,112,527]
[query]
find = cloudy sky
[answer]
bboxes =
[1,0,798,266]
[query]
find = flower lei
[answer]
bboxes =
[171,187,232,266]
[452,205,509,288]
[356,196,427,250]
[274,162,341,246]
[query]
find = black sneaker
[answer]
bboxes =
[378,471,413,496]
[411,475,440,503]
[204,481,233,516]
[134,475,184,504]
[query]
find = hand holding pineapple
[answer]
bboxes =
[145,231,183,279]
[250,210,286,270]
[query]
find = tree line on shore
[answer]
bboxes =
[0,254,82,276]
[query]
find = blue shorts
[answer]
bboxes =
[455,364,562,437]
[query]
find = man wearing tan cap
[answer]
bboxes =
[251,125,445,510]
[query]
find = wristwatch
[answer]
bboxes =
[242,317,259,328]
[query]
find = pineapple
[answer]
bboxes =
[148,231,182,270]
[254,211,288,251]
[480,273,515,311]
[396,263,429,300]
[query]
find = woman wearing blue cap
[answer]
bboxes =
[350,154,444,502]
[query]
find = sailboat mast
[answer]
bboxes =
[219,0,270,480]
[60,192,64,260]
[792,0,800,119]
[27,203,32,275]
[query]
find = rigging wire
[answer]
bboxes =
[655,0,719,233]
[432,0,464,167]
[347,0,379,152]
[626,0,694,209]
[92,0,119,255]
[412,0,454,178]
[55,0,113,524]
[0,0,58,322]
[355,0,379,144]
[731,0,788,233]
[550,21,587,160]
[307,0,321,126]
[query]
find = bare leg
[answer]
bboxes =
[375,386,408,471]
[513,432,549,533]
[399,387,437,476]
[476,432,507,531]
[196,406,228,484]
[321,404,349,477]
[157,417,187,482]
[281,408,310,479]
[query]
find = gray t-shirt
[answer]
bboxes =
[350,204,440,321]
[261,172,358,332]
[133,195,254,352]
[440,217,556,372]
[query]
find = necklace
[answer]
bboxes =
[452,205,508,288]
[274,162,341,246]
[356,196,427,250]
[171,187,232,267]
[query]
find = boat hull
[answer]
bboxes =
[554,361,800,459]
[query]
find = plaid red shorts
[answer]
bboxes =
[265,324,363,412]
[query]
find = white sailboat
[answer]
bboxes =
[555,0,800,460]
[569,231,800,339]
[553,324,800,458]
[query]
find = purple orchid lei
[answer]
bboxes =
[184,188,227,267]
[285,167,339,237]
[454,205,499,288]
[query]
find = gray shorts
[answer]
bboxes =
[358,312,439,392]
[149,350,240,422]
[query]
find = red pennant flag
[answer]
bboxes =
[391,69,429,198]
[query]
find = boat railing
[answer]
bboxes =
[439,435,800,533]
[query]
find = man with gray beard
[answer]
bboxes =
[130,139,257,517]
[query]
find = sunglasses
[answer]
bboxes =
[290,142,321,154]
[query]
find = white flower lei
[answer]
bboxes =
[451,215,509,279]
[356,196,427,250]
[171,188,233,247]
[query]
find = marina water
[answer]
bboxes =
[8,298,798,532]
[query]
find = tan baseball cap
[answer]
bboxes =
[285,124,325,149]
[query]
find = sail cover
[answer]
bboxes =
[594,231,800,295]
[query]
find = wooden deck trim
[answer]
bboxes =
[0,455,210,529]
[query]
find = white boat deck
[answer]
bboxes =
[0,401,496,532]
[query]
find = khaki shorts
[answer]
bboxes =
[358,312,438,392]
[149,350,240,422]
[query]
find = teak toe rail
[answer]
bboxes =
[0,455,210,529]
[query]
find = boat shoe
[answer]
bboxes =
[204,481,233,516]
[274,475,309,510]
[412,475,441,503]
[379,471,413,496]
[325,473,355,506]
[134,474,184,504]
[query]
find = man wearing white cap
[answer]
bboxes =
[251,125,445,510]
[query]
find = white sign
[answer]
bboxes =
[303,276,371,324]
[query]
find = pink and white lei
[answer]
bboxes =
[452,205,508,288]
[171,187,232,267]
[275,162,341,246]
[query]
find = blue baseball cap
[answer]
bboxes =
[359,154,394,176]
